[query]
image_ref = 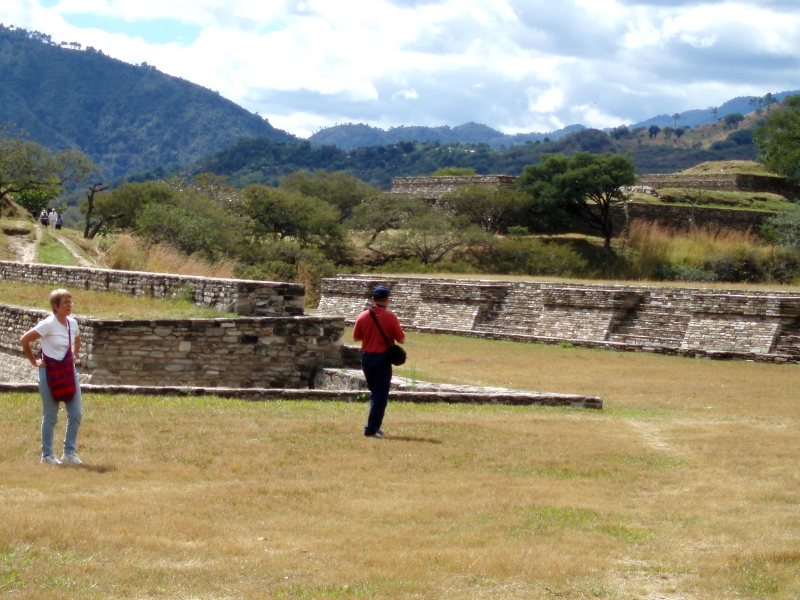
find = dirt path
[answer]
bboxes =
[54,232,94,267]
[6,222,41,262]
[6,223,95,267]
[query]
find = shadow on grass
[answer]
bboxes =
[67,464,117,474]
[386,436,443,444]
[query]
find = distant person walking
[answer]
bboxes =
[20,289,83,465]
[55,213,63,230]
[48,208,57,229]
[353,286,405,438]
[39,209,49,226]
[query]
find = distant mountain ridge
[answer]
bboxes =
[0,24,296,179]
[309,92,800,152]
[308,122,586,151]
[630,90,800,129]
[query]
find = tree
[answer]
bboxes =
[440,185,531,233]
[648,125,661,139]
[609,125,630,140]
[709,106,719,122]
[85,180,177,233]
[242,184,348,260]
[0,128,98,214]
[723,113,745,130]
[82,182,109,238]
[672,113,681,127]
[279,170,379,221]
[517,152,637,253]
[754,95,800,180]
[347,193,431,249]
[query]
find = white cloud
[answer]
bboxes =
[2,0,799,138]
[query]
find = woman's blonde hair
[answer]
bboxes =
[49,289,72,313]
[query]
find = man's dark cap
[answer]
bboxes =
[372,286,390,299]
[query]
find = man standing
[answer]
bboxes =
[353,286,405,438]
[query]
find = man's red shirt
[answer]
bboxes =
[353,304,405,353]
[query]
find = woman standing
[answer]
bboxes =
[20,289,83,465]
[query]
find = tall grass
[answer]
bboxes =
[100,234,235,278]
[622,220,785,282]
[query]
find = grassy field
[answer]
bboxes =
[1,332,799,599]
[0,282,234,320]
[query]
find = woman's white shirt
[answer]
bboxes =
[33,315,80,360]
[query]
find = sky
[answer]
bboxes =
[2,0,799,138]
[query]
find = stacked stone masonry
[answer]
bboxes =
[639,173,798,196]
[0,261,305,316]
[0,304,345,388]
[318,275,800,363]
[0,262,345,387]
[391,175,518,203]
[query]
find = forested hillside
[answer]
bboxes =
[192,122,759,190]
[308,122,586,151]
[0,25,295,179]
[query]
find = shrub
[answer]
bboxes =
[465,237,592,277]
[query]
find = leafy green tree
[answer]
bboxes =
[609,125,630,140]
[242,184,349,260]
[134,197,233,259]
[754,95,800,180]
[517,152,637,253]
[389,211,486,265]
[441,185,531,233]
[0,128,98,214]
[348,193,431,249]
[279,169,379,220]
[648,125,660,139]
[723,113,745,130]
[85,180,177,233]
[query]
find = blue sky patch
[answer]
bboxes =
[59,14,202,46]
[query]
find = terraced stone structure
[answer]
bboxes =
[391,175,518,204]
[318,275,800,363]
[0,261,344,387]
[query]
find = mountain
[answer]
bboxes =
[309,94,798,153]
[630,90,800,129]
[0,25,296,180]
[308,122,585,151]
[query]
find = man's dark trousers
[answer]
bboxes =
[361,351,392,435]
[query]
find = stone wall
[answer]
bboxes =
[0,261,304,316]
[611,203,773,232]
[0,304,345,388]
[391,175,518,202]
[318,275,800,363]
[640,173,797,197]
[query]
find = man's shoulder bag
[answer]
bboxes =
[369,307,407,366]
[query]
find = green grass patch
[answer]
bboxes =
[36,231,77,266]
[0,281,235,319]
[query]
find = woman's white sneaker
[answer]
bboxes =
[61,453,82,465]
[41,454,61,465]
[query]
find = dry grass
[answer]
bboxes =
[2,332,799,599]
[100,234,236,279]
